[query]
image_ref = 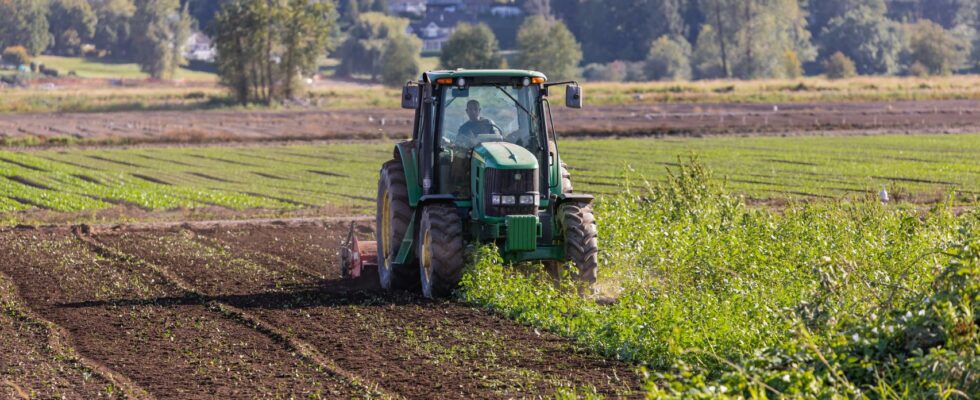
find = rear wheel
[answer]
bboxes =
[376,160,417,290]
[560,202,598,293]
[560,162,573,193]
[417,203,464,298]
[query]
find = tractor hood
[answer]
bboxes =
[472,142,539,170]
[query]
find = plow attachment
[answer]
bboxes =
[340,222,377,279]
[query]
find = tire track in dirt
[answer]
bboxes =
[0,230,370,399]
[76,228,398,399]
[94,224,643,399]
[0,270,138,399]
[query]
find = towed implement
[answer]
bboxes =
[342,69,597,298]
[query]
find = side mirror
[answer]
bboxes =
[565,85,583,109]
[401,84,420,109]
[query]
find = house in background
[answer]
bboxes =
[389,0,427,17]
[406,0,522,52]
[184,31,215,62]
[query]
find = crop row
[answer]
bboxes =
[0,134,977,218]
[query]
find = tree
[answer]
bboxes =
[645,36,692,81]
[524,0,551,18]
[552,0,684,63]
[2,46,31,66]
[0,0,51,55]
[819,6,904,75]
[48,0,98,55]
[90,0,136,57]
[213,0,336,104]
[905,20,971,75]
[698,0,815,79]
[132,0,191,79]
[823,51,857,79]
[335,12,410,81]
[514,17,582,80]
[381,34,421,86]
[439,23,503,70]
[692,24,725,79]
[806,0,885,37]
[278,0,336,98]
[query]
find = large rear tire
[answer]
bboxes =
[560,202,598,292]
[376,160,417,290]
[417,203,465,299]
[560,162,573,193]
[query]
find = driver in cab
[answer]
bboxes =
[457,100,501,145]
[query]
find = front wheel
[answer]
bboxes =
[417,204,464,298]
[560,202,598,293]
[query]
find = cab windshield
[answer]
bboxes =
[436,84,543,196]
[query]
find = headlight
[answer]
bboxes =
[491,194,501,205]
[519,194,535,205]
[501,195,516,205]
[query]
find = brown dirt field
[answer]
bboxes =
[0,220,643,399]
[2,99,978,147]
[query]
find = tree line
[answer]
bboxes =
[2,0,979,104]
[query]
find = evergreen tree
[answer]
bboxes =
[439,23,504,70]
[515,17,582,80]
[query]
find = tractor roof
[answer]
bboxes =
[424,69,547,82]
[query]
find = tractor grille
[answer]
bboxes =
[484,168,538,217]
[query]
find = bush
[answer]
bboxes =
[824,52,857,79]
[582,61,627,82]
[2,46,31,66]
[644,36,692,81]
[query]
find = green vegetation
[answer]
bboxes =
[0,134,976,223]
[31,55,216,80]
[439,23,504,70]
[7,73,980,114]
[211,0,336,103]
[459,161,978,398]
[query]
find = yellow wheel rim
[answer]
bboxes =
[421,230,432,282]
[381,189,392,263]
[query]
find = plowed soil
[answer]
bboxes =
[3,99,978,146]
[0,220,642,399]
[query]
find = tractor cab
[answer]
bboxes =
[343,69,597,299]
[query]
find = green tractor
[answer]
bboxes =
[341,69,597,298]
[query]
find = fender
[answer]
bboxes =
[555,193,594,206]
[394,142,422,207]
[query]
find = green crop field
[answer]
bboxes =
[462,163,979,398]
[0,133,977,224]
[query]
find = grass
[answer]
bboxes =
[5,73,980,113]
[458,161,978,398]
[0,134,976,224]
[33,56,217,81]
